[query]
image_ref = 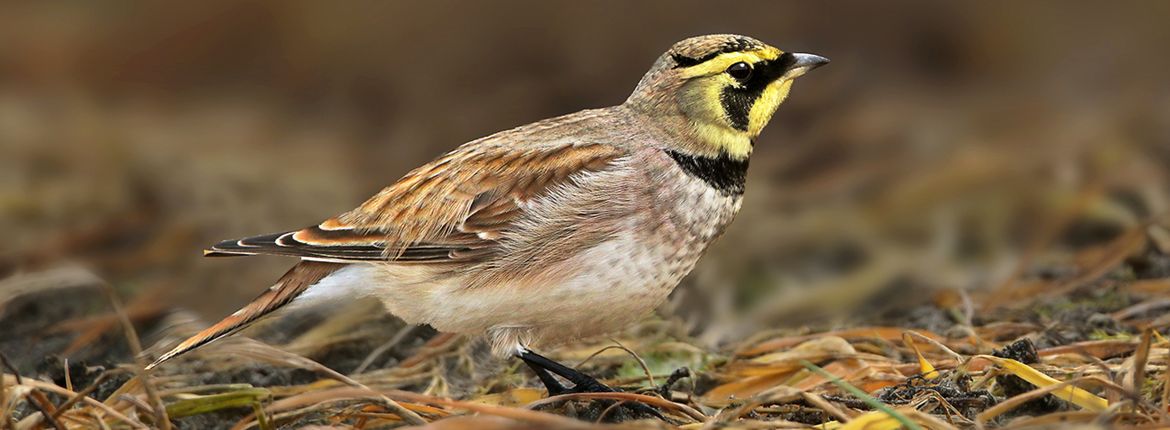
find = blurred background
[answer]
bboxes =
[3,1,1169,358]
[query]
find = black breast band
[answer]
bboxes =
[665,150,748,196]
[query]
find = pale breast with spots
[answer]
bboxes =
[520,150,744,347]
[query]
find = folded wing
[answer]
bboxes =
[205,142,625,264]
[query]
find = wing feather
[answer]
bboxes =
[146,261,341,369]
[204,142,624,263]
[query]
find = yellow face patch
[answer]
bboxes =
[746,79,792,136]
[675,47,791,158]
[689,120,754,158]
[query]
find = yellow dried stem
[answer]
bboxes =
[975,355,1108,412]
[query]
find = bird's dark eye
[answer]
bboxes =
[726,62,752,81]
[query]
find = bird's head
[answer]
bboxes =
[627,34,828,159]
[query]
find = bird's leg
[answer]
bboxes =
[517,348,612,393]
[516,348,665,421]
[522,358,569,395]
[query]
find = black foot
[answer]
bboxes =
[656,367,691,398]
[517,348,665,421]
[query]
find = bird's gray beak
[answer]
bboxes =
[781,53,830,79]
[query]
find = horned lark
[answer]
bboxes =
[148,34,827,398]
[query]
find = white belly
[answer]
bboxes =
[398,233,693,347]
[297,222,706,357]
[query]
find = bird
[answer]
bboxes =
[146,34,828,399]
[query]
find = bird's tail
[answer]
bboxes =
[146,261,342,370]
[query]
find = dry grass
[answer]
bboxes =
[4,221,1170,429]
